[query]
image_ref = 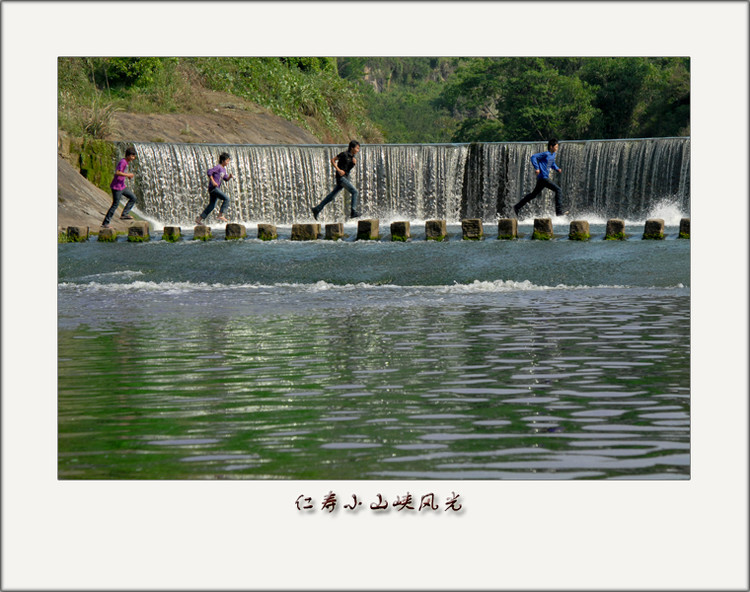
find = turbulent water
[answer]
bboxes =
[58,222,690,480]
[124,138,690,226]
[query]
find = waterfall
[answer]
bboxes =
[122,138,689,225]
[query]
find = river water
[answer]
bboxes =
[58,220,690,480]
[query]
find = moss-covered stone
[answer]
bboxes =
[605,219,626,240]
[225,223,247,240]
[258,224,278,241]
[325,223,345,240]
[194,225,212,241]
[568,220,590,241]
[162,226,181,242]
[532,218,554,240]
[127,221,150,242]
[64,226,90,242]
[643,218,665,240]
[291,223,320,241]
[461,218,483,240]
[497,218,518,240]
[390,221,410,242]
[679,218,690,239]
[356,219,380,240]
[425,219,447,241]
[97,228,118,242]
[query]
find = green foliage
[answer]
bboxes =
[58,56,690,145]
[187,57,378,141]
[57,57,380,143]
[448,57,688,142]
[103,58,177,86]
[76,139,117,192]
[339,58,459,143]
[437,58,598,142]
[342,57,689,143]
[281,57,337,74]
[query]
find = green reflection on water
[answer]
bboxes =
[59,299,689,480]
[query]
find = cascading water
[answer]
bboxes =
[123,138,689,225]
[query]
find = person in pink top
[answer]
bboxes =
[196,152,233,224]
[101,147,138,228]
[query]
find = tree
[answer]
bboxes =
[437,58,598,142]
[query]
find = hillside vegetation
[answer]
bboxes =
[58,57,384,144]
[338,57,690,143]
[59,57,689,145]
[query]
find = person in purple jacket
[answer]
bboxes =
[101,147,138,228]
[513,138,568,217]
[196,152,233,224]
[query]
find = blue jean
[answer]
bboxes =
[514,178,564,215]
[200,188,229,219]
[314,176,359,214]
[103,188,137,225]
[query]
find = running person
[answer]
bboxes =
[311,140,361,220]
[196,152,233,224]
[101,147,138,228]
[513,138,567,217]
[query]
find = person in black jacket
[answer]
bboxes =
[312,140,361,219]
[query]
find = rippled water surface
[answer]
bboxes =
[58,223,690,479]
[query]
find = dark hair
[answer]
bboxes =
[348,140,360,151]
[219,152,231,163]
[125,147,137,158]
[547,138,559,149]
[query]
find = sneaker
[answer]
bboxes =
[350,210,361,219]
[311,207,319,221]
[120,215,134,220]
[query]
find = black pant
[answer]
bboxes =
[103,188,137,225]
[514,178,564,215]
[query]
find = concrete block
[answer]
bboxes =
[425,219,447,241]
[462,218,483,240]
[325,223,345,241]
[643,218,665,240]
[679,218,690,239]
[97,227,117,242]
[356,219,379,240]
[257,223,278,241]
[127,221,150,242]
[225,223,247,240]
[532,218,554,240]
[291,223,320,241]
[605,219,626,240]
[66,226,89,242]
[568,220,590,241]
[162,226,181,242]
[194,225,212,241]
[497,218,518,240]
[390,221,410,242]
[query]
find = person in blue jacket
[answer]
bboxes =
[513,138,568,217]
